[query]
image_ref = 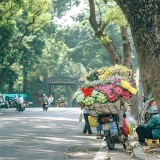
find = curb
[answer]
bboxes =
[132,145,159,160]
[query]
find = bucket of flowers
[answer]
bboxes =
[73,65,137,117]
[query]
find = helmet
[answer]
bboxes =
[151,101,156,106]
[43,94,45,96]
[19,94,21,97]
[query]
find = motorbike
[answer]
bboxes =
[17,103,25,112]
[98,113,128,150]
[57,99,66,107]
[9,100,17,108]
[43,103,48,111]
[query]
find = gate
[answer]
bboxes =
[29,76,81,107]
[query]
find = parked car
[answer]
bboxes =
[0,95,9,108]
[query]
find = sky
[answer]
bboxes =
[54,2,86,26]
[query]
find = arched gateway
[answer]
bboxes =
[29,76,81,107]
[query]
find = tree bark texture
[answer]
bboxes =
[120,25,131,68]
[116,0,160,109]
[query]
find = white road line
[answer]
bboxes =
[93,140,109,160]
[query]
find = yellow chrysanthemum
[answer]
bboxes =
[128,87,137,95]
[121,80,131,89]
[121,80,137,95]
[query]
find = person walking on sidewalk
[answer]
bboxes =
[136,109,160,146]
[48,95,54,107]
[81,106,92,135]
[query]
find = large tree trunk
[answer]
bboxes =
[120,25,139,119]
[116,0,160,109]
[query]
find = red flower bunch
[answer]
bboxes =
[107,93,118,102]
[81,86,94,97]
[114,86,123,95]
[122,91,131,99]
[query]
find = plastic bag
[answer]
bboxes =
[128,124,133,135]
[88,116,97,127]
[125,111,137,126]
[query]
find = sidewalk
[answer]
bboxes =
[129,138,160,160]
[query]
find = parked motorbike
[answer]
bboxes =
[98,113,128,150]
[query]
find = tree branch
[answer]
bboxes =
[7,4,21,21]
[88,0,121,65]
[95,0,102,24]
[0,2,17,17]
[0,9,43,54]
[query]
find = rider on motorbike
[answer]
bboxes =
[57,95,66,107]
[12,94,19,108]
[41,94,49,109]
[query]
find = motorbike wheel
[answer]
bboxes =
[105,135,115,150]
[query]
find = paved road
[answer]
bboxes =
[0,108,137,160]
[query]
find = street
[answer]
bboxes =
[0,107,137,160]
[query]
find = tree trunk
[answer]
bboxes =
[0,68,9,91]
[88,0,122,65]
[120,25,131,68]
[8,81,13,93]
[115,0,160,109]
[23,75,28,93]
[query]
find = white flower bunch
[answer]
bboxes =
[72,89,82,100]
[76,94,84,103]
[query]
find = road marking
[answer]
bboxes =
[93,140,109,160]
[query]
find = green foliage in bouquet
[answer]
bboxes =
[86,70,99,81]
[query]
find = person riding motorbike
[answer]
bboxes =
[41,94,49,109]
[11,94,19,108]
[17,94,24,111]
[57,95,66,107]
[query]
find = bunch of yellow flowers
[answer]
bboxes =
[121,80,137,95]
[98,65,132,81]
